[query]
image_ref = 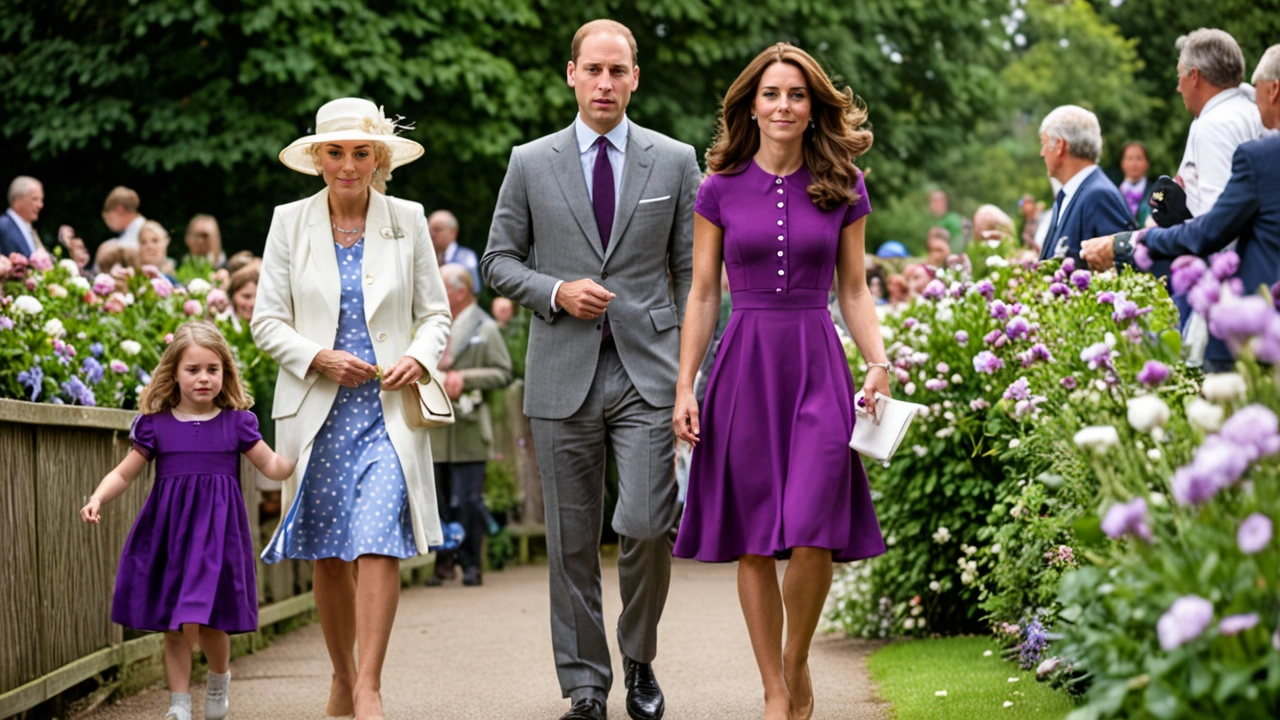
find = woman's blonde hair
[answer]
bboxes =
[138,220,171,247]
[138,322,253,414]
[308,141,394,191]
[706,43,873,212]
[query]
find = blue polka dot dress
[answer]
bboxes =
[262,239,417,563]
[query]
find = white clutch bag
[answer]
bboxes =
[850,391,926,461]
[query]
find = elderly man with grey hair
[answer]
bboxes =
[1037,105,1134,261]
[429,209,482,294]
[0,176,45,258]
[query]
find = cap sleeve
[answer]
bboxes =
[130,413,156,460]
[694,173,723,229]
[842,169,873,227]
[236,411,263,454]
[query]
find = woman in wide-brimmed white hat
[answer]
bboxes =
[253,97,450,720]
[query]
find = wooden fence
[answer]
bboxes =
[0,399,437,718]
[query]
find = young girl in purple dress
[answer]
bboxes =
[81,322,295,720]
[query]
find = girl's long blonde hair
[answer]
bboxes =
[138,322,253,414]
[706,43,873,212]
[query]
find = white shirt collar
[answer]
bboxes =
[575,114,629,156]
[1200,85,1248,119]
[443,240,459,261]
[1060,163,1099,202]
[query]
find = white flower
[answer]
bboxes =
[986,255,1008,268]
[880,325,896,343]
[1202,372,1247,403]
[70,276,90,293]
[1009,438,1021,449]
[1004,701,1014,708]
[912,445,927,457]
[119,340,142,356]
[1127,395,1171,433]
[911,605,923,616]
[929,581,941,592]
[186,278,212,296]
[904,618,916,629]
[1150,492,1167,507]
[932,526,951,544]
[1104,332,1117,348]
[12,295,43,314]
[951,374,963,384]
[1074,425,1119,454]
[935,690,948,697]
[1147,448,1162,461]
[904,382,916,396]
[58,259,80,275]
[43,318,66,338]
[991,543,1002,555]
[960,570,976,585]
[1186,398,1225,433]
[1007,677,1019,683]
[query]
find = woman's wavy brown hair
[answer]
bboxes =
[138,321,253,414]
[706,43,873,212]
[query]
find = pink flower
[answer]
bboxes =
[7,253,28,279]
[109,359,129,373]
[164,333,175,344]
[141,264,162,279]
[29,249,53,271]
[206,289,230,312]
[0,255,11,278]
[150,277,174,298]
[92,273,116,296]
[1218,613,1259,636]
[103,294,126,314]
[183,299,203,316]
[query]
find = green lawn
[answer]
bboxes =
[867,636,1077,719]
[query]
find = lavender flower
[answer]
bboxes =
[990,300,1010,320]
[1111,294,1149,324]
[1172,437,1250,505]
[81,357,104,385]
[1050,282,1070,297]
[1219,405,1280,462]
[1006,316,1030,340]
[17,365,43,402]
[970,398,991,412]
[1210,249,1240,281]
[925,378,949,392]
[1238,513,1273,555]
[0,317,12,331]
[1208,292,1272,348]
[1080,342,1114,371]
[1097,291,1116,305]
[1188,276,1221,316]
[1062,257,1075,274]
[1018,343,1053,367]
[1171,256,1207,296]
[954,330,969,346]
[1018,618,1048,670]
[1157,595,1214,651]
[1061,376,1077,390]
[973,351,1004,374]
[922,279,947,300]
[975,279,995,301]
[1003,377,1031,402]
[1134,242,1153,270]
[1218,613,1260,636]
[1014,396,1045,417]
[1252,315,1280,364]
[60,376,96,406]
[1101,497,1153,542]
[903,317,919,330]
[1070,269,1092,291]
[1136,360,1170,387]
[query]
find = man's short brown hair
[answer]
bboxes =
[103,186,140,214]
[571,19,638,66]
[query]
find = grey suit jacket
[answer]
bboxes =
[428,306,514,463]
[482,121,701,419]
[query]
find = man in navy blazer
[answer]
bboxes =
[0,176,45,258]
[1036,105,1135,261]
[1083,44,1280,370]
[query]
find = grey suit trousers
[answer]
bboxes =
[530,339,677,702]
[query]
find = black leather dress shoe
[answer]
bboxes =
[623,657,664,720]
[559,698,607,720]
[462,567,482,586]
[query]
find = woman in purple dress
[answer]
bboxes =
[672,43,891,720]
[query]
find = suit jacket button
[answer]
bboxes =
[365,274,375,285]
[377,332,388,342]
[601,271,609,279]
[596,324,602,330]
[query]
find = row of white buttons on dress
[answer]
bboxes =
[775,177,787,292]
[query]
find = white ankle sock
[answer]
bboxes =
[207,671,230,690]
[170,692,192,711]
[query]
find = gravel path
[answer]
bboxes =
[85,559,887,719]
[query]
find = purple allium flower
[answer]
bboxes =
[1157,595,1214,651]
[1273,281,1280,311]
[975,279,995,301]
[1101,497,1153,542]
[923,279,946,300]
[903,317,919,330]
[1210,249,1241,281]
[1096,291,1116,305]
[1014,396,1045,417]
[925,378,949,392]
[1003,377,1031,402]
[1111,294,1150,324]
[984,329,1004,346]
[0,316,13,331]
[990,300,1010,320]
[1019,343,1053,367]
[1171,256,1207,296]
[1018,618,1049,670]
[1061,376,1077,390]
[60,376,96,406]
[1006,316,1030,340]
[1011,302,1025,316]
[80,357,104,385]
[1219,405,1280,462]
[1218,613,1260,636]
[1080,342,1114,371]
[109,359,129,374]
[949,281,965,299]
[1189,276,1221,316]
[1137,360,1170,387]
[1172,437,1250,505]
[17,365,43,402]
[1050,282,1070,297]
[1134,241,1153,270]
[89,342,104,357]
[1253,315,1280,364]
[1070,269,1092,291]
[1062,257,1076,274]
[953,331,969,348]
[973,351,1004,374]
[1208,292,1272,348]
[1238,513,1273,555]
[970,398,990,412]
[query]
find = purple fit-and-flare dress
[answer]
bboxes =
[673,160,886,563]
[111,410,260,634]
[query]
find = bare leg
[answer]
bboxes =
[313,558,358,716]
[352,555,401,720]
[738,554,790,720]
[164,629,195,694]
[197,627,231,674]
[782,548,833,720]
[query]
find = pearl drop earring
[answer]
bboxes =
[751,114,757,121]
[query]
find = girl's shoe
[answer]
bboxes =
[205,671,231,720]
[163,706,191,720]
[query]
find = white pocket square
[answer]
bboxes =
[637,195,671,205]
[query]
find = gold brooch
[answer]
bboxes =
[1152,191,1164,203]
[380,227,394,239]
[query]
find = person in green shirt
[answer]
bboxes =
[929,189,965,252]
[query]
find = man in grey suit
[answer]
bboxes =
[481,18,700,720]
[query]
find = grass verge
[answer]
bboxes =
[867,636,1077,719]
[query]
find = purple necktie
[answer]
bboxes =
[593,136,615,251]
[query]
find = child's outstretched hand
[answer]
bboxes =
[81,497,102,524]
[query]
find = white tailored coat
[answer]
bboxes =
[252,187,451,553]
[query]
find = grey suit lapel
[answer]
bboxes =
[550,125,604,261]
[604,125,655,267]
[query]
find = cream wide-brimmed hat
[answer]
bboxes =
[279,98,424,175]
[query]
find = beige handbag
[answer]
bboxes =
[384,193,455,429]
